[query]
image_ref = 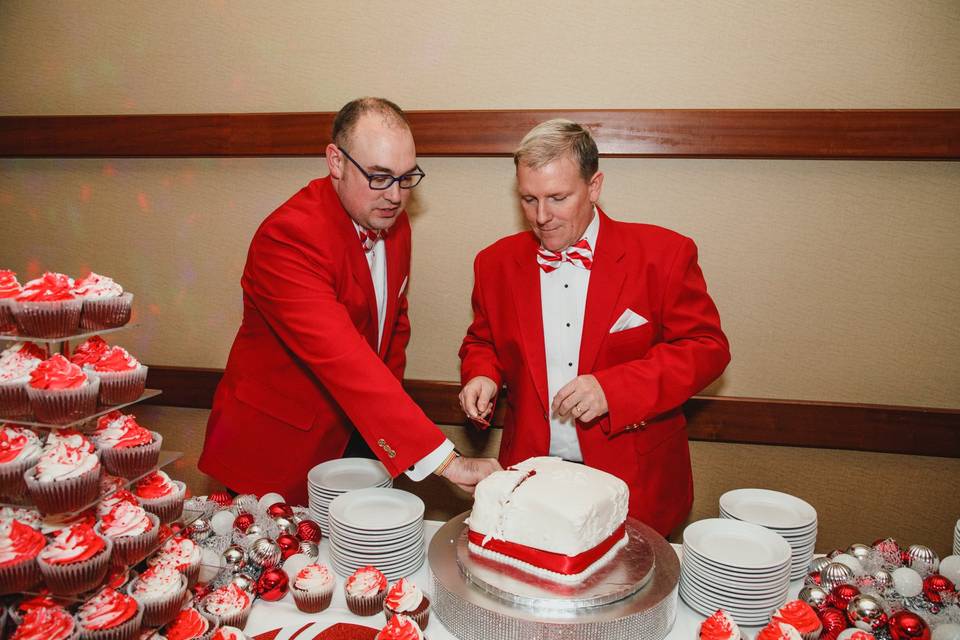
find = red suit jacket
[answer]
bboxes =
[200,176,445,504]
[459,209,730,535]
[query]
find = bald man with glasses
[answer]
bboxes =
[200,97,500,502]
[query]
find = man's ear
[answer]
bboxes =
[588,171,605,203]
[326,143,343,178]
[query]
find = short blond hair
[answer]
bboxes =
[513,119,599,181]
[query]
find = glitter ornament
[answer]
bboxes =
[888,611,931,640]
[922,574,955,604]
[873,539,905,567]
[835,554,866,576]
[248,537,282,569]
[846,594,888,631]
[939,556,960,585]
[892,568,924,598]
[210,511,235,536]
[931,623,960,640]
[800,584,831,611]
[296,519,322,543]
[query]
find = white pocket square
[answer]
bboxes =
[398,275,408,298]
[610,308,648,333]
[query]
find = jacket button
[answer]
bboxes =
[377,438,385,446]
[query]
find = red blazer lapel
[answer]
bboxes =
[580,209,628,375]
[509,234,549,414]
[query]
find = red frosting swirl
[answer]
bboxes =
[15,590,68,615]
[10,606,76,640]
[0,519,46,567]
[0,270,22,299]
[70,336,111,366]
[775,600,823,634]
[0,426,38,464]
[758,621,802,640]
[164,608,210,640]
[28,354,87,390]
[77,587,139,630]
[376,614,424,640]
[135,470,175,500]
[39,523,107,565]
[92,346,140,372]
[94,412,153,449]
[16,272,76,302]
[10,342,46,362]
[700,609,740,640]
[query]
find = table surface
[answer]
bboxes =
[245,520,805,639]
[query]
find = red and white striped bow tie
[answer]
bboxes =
[536,238,594,273]
[358,228,381,252]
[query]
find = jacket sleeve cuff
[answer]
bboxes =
[404,439,456,481]
[594,367,647,437]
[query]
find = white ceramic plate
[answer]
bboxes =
[719,489,817,529]
[328,488,424,531]
[683,519,792,569]
[682,543,791,575]
[307,458,391,492]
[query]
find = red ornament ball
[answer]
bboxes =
[233,513,256,533]
[922,573,955,604]
[820,607,849,635]
[266,502,294,519]
[828,584,860,610]
[296,519,322,543]
[888,611,931,640]
[256,567,289,601]
[806,571,823,586]
[276,533,300,560]
[208,491,233,507]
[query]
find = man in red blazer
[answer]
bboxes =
[459,119,730,536]
[200,98,499,504]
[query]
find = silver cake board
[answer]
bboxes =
[429,512,680,640]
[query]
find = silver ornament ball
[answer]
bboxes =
[233,493,259,514]
[245,523,264,537]
[273,516,297,536]
[298,540,319,560]
[799,584,830,610]
[809,556,832,574]
[231,573,256,593]
[190,517,212,542]
[222,545,246,572]
[846,593,888,631]
[873,569,894,591]
[821,562,855,590]
[848,543,873,565]
[907,544,939,573]
[248,537,282,569]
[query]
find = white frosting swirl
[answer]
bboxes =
[133,565,185,601]
[149,536,201,570]
[295,564,335,592]
[33,440,99,482]
[0,344,44,383]
[100,502,153,537]
[385,578,424,613]
[73,273,123,299]
[0,425,42,462]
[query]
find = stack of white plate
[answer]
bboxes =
[328,487,425,581]
[719,488,818,581]
[954,518,959,555]
[680,518,792,626]
[307,458,392,533]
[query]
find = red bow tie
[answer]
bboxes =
[537,238,594,273]
[358,228,381,252]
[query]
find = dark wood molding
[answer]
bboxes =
[144,366,959,458]
[2,109,958,159]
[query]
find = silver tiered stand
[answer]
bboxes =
[429,512,680,640]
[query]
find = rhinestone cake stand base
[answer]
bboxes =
[429,512,680,640]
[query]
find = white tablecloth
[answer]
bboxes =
[245,520,804,639]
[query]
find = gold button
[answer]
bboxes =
[377,438,386,446]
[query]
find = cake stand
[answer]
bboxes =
[429,512,680,640]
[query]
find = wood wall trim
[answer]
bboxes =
[2,110,958,159]
[144,366,959,458]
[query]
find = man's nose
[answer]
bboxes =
[384,181,402,203]
[536,202,551,225]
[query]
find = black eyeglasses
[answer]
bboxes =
[338,146,425,190]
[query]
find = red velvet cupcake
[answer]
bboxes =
[0,518,45,594]
[92,412,161,478]
[162,607,218,640]
[37,523,113,595]
[26,355,100,425]
[375,614,425,640]
[0,270,22,334]
[10,606,78,640]
[87,347,146,406]
[0,342,46,418]
[774,600,823,640]
[76,587,143,640]
[0,424,43,498]
[74,273,133,331]
[201,583,252,629]
[70,337,111,368]
[383,578,430,630]
[344,565,388,616]
[134,471,185,525]
[96,501,160,566]
[127,564,188,627]
[13,273,82,338]
[146,536,201,587]
[24,430,101,513]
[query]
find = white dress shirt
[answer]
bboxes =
[353,222,454,480]
[540,211,600,462]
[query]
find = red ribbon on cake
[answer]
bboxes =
[468,523,627,575]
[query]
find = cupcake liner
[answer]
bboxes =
[94,366,147,406]
[24,460,102,514]
[0,299,16,334]
[79,600,143,640]
[12,298,83,339]
[182,557,201,588]
[162,610,219,640]
[292,585,333,613]
[127,573,188,628]
[0,553,43,595]
[38,536,114,595]
[98,432,162,479]
[97,512,160,567]
[383,597,430,631]
[79,293,133,331]
[202,603,250,631]
[0,379,31,419]
[345,588,387,617]
[26,377,100,425]
[0,449,41,499]
[139,481,186,525]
